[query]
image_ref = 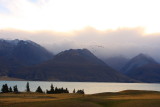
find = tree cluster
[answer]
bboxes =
[76,89,85,94]
[73,89,85,94]
[1,82,85,95]
[1,84,18,93]
[46,84,69,94]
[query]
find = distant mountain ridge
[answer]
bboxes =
[0,39,54,77]
[0,39,54,65]
[121,53,158,74]
[103,56,129,71]
[54,49,106,65]
[11,49,136,82]
[127,64,160,83]
[0,39,160,83]
[120,53,160,83]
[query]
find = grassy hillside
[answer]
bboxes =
[0,90,160,107]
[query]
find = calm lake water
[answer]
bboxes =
[0,81,160,94]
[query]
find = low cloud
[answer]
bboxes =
[0,27,160,62]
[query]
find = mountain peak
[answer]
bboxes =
[137,53,146,57]
[54,48,106,65]
[0,39,54,65]
[136,53,151,58]
[133,53,157,63]
[16,48,135,82]
[56,49,92,57]
[121,53,158,74]
[0,39,37,46]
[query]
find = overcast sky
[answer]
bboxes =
[1,27,160,62]
[1,0,160,33]
[0,0,160,61]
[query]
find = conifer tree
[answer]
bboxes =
[61,87,64,93]
[50,84,54,93]
[46,89,49,94]
[65,88,69,93]
[73,89,76,93]
[36,86,43,93]
[26,82,30,92]
[13,85,18,93]
[55,87,58,93]
[1,84,9,93]
[9,87,13,92]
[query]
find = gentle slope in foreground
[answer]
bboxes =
[0,90,160,107]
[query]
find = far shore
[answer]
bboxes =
[1,77,160,84]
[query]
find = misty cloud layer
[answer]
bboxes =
[0,27,160,62]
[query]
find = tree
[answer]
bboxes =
[73,89,76,93]
[26,82,30,92]
[1,84,9,93]
[55,87,58,93]
[9,87,13,92]
[60,87,64,93]
[76,89,85,94]
[13,85,18,93]
[50,84,54,93]
[36,86,43,93]
[46,89,49,94]
[65,88,69,93]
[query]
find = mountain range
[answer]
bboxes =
[0,39,160,83]
[0,39,53,76]
[10,49,135,82]
[0,39,54,65]
[103,56,129,71]
[120,53,160,82]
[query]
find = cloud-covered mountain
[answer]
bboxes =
[11,49,136,82]
[121,53,158,74]
[120,53,160,82]
[0,39,54,65]
[1,38,160,83]
[0,39,54,76]
[103,56,129,71]
[1,28,160,62]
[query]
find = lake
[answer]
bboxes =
[0,81,160,94]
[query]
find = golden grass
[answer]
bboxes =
[0,92,83,105]
[0,90,160,107]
